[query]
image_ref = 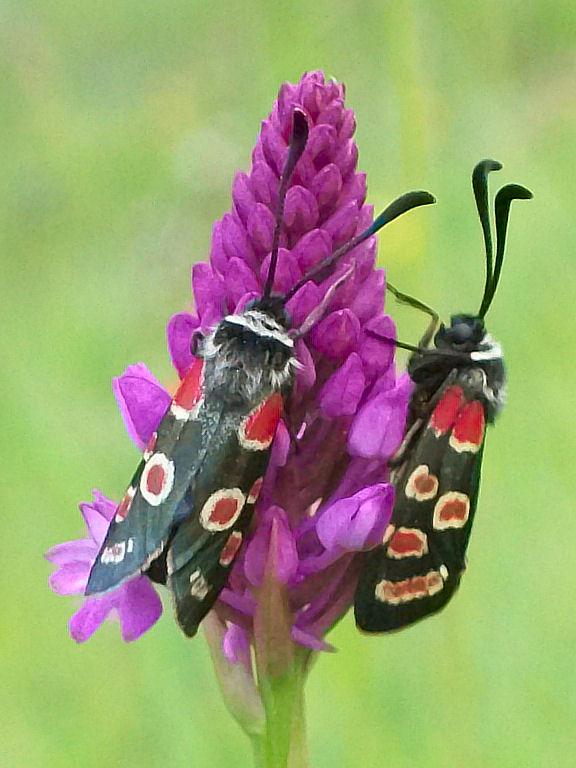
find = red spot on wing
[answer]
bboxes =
[433,492,470,530]
[143,432,157,458]
[146,464,166,495]
[210,497,240,526]
[451,400,485,452]
[173,357,204,410]
[240,392,283,449]
[219,531,243,567]
[430,385,464,435]
[376,571,445,604]
[388,528,428,558]
[247,477,264,505]
[438,499,467,522]
[115,487,135,522]
[200,489,245,531]
[413,474,436,495]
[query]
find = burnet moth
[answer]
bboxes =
[354,160,532,633]
[86,109,436,637]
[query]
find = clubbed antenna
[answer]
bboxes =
[475,163,532,317]
[263,109,309,299]
[472,160,502,305]
[285,190,436,302]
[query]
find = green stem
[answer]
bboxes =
[253,649,311,768]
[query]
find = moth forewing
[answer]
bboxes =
[354,160,531,634]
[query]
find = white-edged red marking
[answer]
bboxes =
[189,569,210,600]
[238,393,283,450]
[170,357,205,421]
[247,477,263,505]
[382,524,395,544]
[387,527,429,559]
[306,497,323,517]
[101,541,126,565]
[199,488,246,532]
[219,531,243,567]
[405,464,439,502]
[140,452,175,506]
[115,486,136,523]
[450,400,485,453]
[374,569,446,605]
[143,432,157,461]
[433,491,470,530]
[430,385,464,436]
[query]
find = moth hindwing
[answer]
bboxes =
[354,160,532,633]
[85,109,437,637]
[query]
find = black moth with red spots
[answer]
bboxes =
[86,111,435,637]
[354,160,532,633]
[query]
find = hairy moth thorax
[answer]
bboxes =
[354,159,532,634]
[408,314,506,423]
[198,307,297,405]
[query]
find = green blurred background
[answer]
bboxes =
[2,1,575,766]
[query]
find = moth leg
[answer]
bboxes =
[389,417,426,471]
[386,282,439,349]
[390,368,460,472]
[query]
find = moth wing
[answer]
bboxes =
[355,374,486,633]
[86,392,222,596]
[167,410,272,637]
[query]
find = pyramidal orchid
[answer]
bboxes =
[46,71,432,767]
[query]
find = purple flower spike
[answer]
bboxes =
[46,490,162,642]
[196,71,410,657]
[47,72,411,655]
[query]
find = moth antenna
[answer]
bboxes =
[472,159,502,315]
[479,182,532,318]
[365,328,422,353]
[263,109,309,300]
[289,262,355,340]
[285,190,436,302]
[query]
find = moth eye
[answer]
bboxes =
[451,323,473,344]
[191,331,205,356]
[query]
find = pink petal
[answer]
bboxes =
[310,308,361,359]
[291,626,335,652]
[348,374,412,460]
[222,623,252,666]
[49,561,91,595]
[315,484,394,553]
[116,577,163,641]
[320,352,365,417]
[112,363,171,451]
[167,312,200,379]
[79,491,116,544]
[69,596,114,643]
[244,507,298,586]
[44,539,94,565]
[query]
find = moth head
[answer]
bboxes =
[435,314,485,352]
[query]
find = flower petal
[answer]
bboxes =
[320,352,365,417]
[291,626,335,652]
[112,363,171,451]
[222,622,252,666]
[348,374,412,460]
[244,507,298,586]
[49,561,92,595]
[44,539,94,565]
[309,308,360,359]
[69,596,114,643]
[315,483,394,553]
[79,490,117,543]
[167,312,200,378]
[116,577,163,641]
